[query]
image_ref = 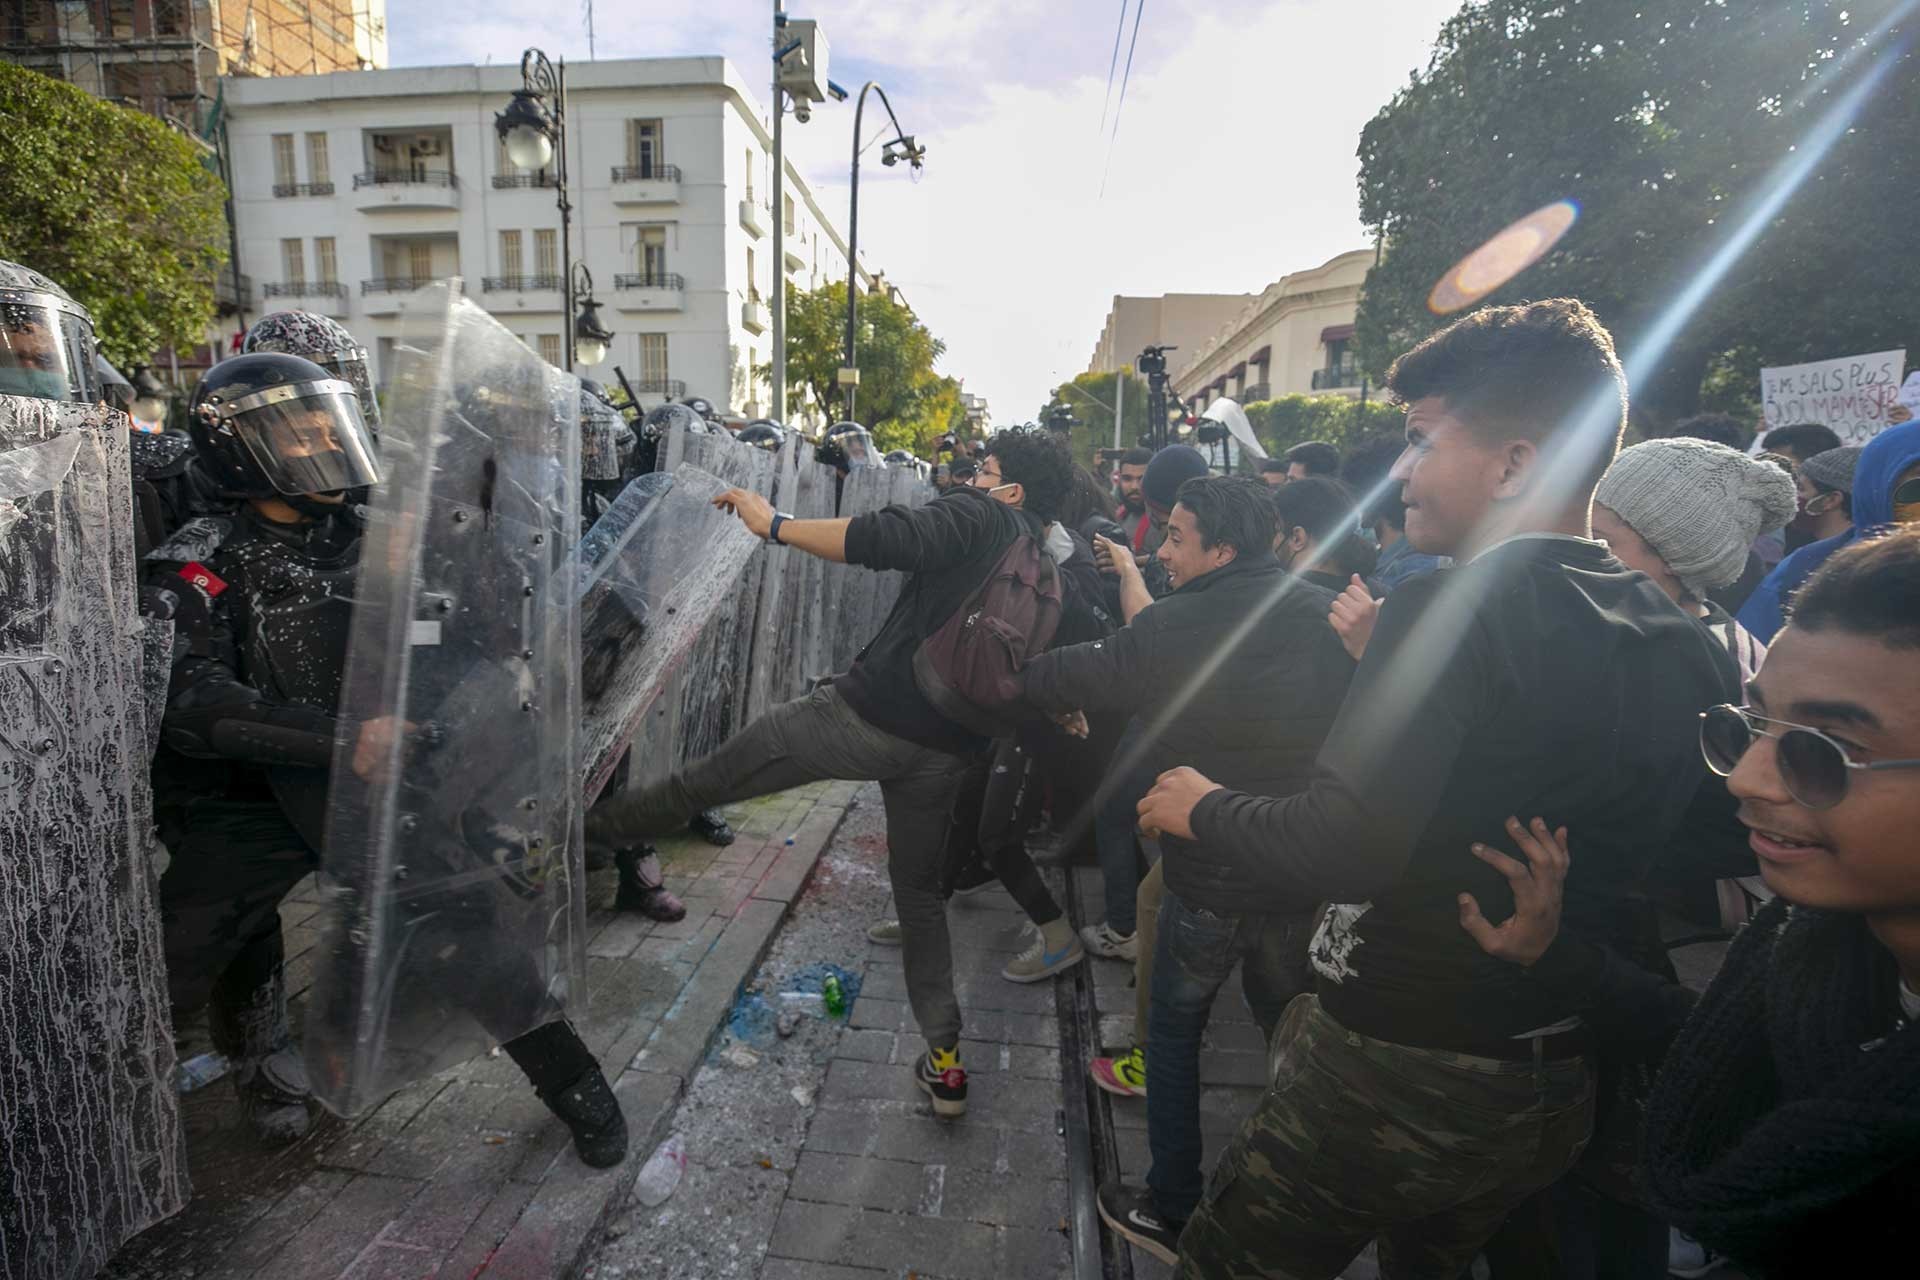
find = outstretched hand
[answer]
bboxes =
[713,487,775,539]
[1457,817,1570,967]
[1093,534,1141,583]
[1327,576,1380,662]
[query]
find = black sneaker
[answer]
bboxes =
[688,809,735,847]
[1097,1180,1182,1265]
[539,1065,629,1168]
[914,1047,968,1119]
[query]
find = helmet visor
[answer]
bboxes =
[313,346,381,434]
[223,379,382,495]
[0,301,97,402]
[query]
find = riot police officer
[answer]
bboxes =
[148,352,628,1163]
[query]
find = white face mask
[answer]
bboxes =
[1044,521,1074,563]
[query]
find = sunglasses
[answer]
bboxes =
[1699,704,1920,810]
[1893,476,1920,506]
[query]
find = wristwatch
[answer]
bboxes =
[768,511,795,545]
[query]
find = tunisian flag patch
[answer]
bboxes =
[179,562,229,598]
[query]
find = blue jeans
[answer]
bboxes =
[1146,888,1315,1223]
[1092,718,1155,934]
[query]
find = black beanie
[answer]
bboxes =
[1143,445,1209,515]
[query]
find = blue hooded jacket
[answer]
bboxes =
[1737,419,1920,642]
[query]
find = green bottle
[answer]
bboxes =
[823,974,846,1018]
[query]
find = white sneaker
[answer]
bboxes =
[1668,1228,1727,1278]
[1079,921,1138,961]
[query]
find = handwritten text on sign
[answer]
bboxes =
[1760,349,1907,446]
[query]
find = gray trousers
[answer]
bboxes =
[588,683,969,1047]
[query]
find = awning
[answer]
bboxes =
[1228,361,1246,380]
[1320,324,1355,344]
[1247,346,1271,366]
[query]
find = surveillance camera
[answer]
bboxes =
[881,151,898,167]
[794,100,811,124]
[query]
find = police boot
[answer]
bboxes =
[209,967,313,1146]
[504,1021,629,1168]
[687,808,736,847]
[615,845,686,921]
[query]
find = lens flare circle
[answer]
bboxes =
[1427,200,1580,315]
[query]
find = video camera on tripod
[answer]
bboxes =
[1137,344,1178,450]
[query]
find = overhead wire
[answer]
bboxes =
[1098,0,1131,137]
[1100,0,1148,197]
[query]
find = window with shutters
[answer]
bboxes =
[306,133,330,187]
[534,228,558,277]
[271,134,297,187]
[640,334,669,384]
[626,119,664,177]
[500,230,523,280]
[537,334,562,366]
[314,238,338,287]
[281,238,305,288]
[408,240,432,284]
[635,225,668,281]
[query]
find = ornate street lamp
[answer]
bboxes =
[572,264,613,368]
[496,50,580,369]
[842,82,924,423]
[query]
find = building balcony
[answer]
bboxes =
[1310,366,1364,391]
[740,296,769,334]
[1239,381,1271,404]
[625,378,687,400]
[352,170,461,212]
[360,277,434,315]
[612,272,685,312]
[479,274,564,313]
[491,172,559,190]
[272,182,336,198]
[611,163,682,205]
[260,280,348,318]
[783,244,805,272]
[739,198,768,238]
[214,271,252,316]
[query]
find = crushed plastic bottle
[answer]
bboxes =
[172,1051,230,1093]
[822,973,847,1019]
[634,1134,686,1208]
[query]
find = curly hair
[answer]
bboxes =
[1386,296,1627,491]
[985,429,1075,523]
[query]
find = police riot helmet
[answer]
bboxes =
[642,400,704,442]
[737,419,786,452]
[884,449,917,467]
[243,310,381,435]
[0,259,100,403]
[816,421,876,472]
[680,395,720,424]
[579,379,631,480]
[188,352,381,497]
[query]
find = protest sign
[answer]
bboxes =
[1760,349,1908,446]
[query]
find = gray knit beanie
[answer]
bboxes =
[1596,438,1797,598]
[1798,445,1863,494]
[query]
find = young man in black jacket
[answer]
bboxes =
[587,430,1076,1119]
[1136,299,1745,1277]
[1018,475,1356,1262]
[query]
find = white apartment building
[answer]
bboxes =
[222,55,874,424]
[1170,249,1375,409]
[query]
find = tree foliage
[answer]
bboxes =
[786,280,958,454]
[1036,369,1152,469]
[1354,0,1918,426]
[1243,394,1406,458]
[0,64,229,369]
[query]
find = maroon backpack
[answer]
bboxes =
[911,533,1063,737]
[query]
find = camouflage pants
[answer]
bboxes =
[1175,995,1593,1279]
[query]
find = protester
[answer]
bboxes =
[1342,433,1450,594]
[1591,437,1797,684]
[1257,457,1290,488]
[1134,443,1210,585]
[1134,298,1743,1277]
[1281,439,1341,483]
[1017,476,1355,1263]
[1737,420,1920,643]
[1114,445,1152,527]
[586,429,1077,1118]
[1269,475,1367,593]
[1786,443,1860,550]
[1462,527,1920,1279]
[1760,421,1843,468]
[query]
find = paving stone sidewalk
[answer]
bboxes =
[102,780,861,1280]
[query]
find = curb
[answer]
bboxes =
[472,781,862,1277]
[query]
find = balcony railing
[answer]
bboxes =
[627,378,687,398]
[481,274,564,292]
[272,182,336,197]
[1238,382,1271,403]
[361,278,431,294]
[492,172,558,189]
[611,163,681,182]
[264,281,349,298]
[353,169,458,189]
[214,271,252,311]
[1310,366,1364,390]
[614,272,685,290]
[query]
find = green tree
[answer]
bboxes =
[1354,0,1918,426]
[0,64,229,369]
[787,280,955,452]
[1035,369,1152,469]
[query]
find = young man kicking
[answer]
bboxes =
[1134,298,1744,1276]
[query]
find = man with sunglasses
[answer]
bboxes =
[1738,419,1920,643]
[1462,526,1920,1276]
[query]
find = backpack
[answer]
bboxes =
[912,532,1063,738]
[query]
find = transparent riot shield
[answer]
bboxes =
[578,461,763,800]
[1,398,186,1277]
[308,284,585,1115]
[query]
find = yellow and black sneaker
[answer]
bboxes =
[915,1046,968,1119]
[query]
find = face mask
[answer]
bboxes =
[0,368,72,401]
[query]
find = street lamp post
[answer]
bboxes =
[496,49,578,370]
[572,263,613,368]
[842,82,923,423]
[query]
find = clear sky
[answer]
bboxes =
[388,0,1461,422]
